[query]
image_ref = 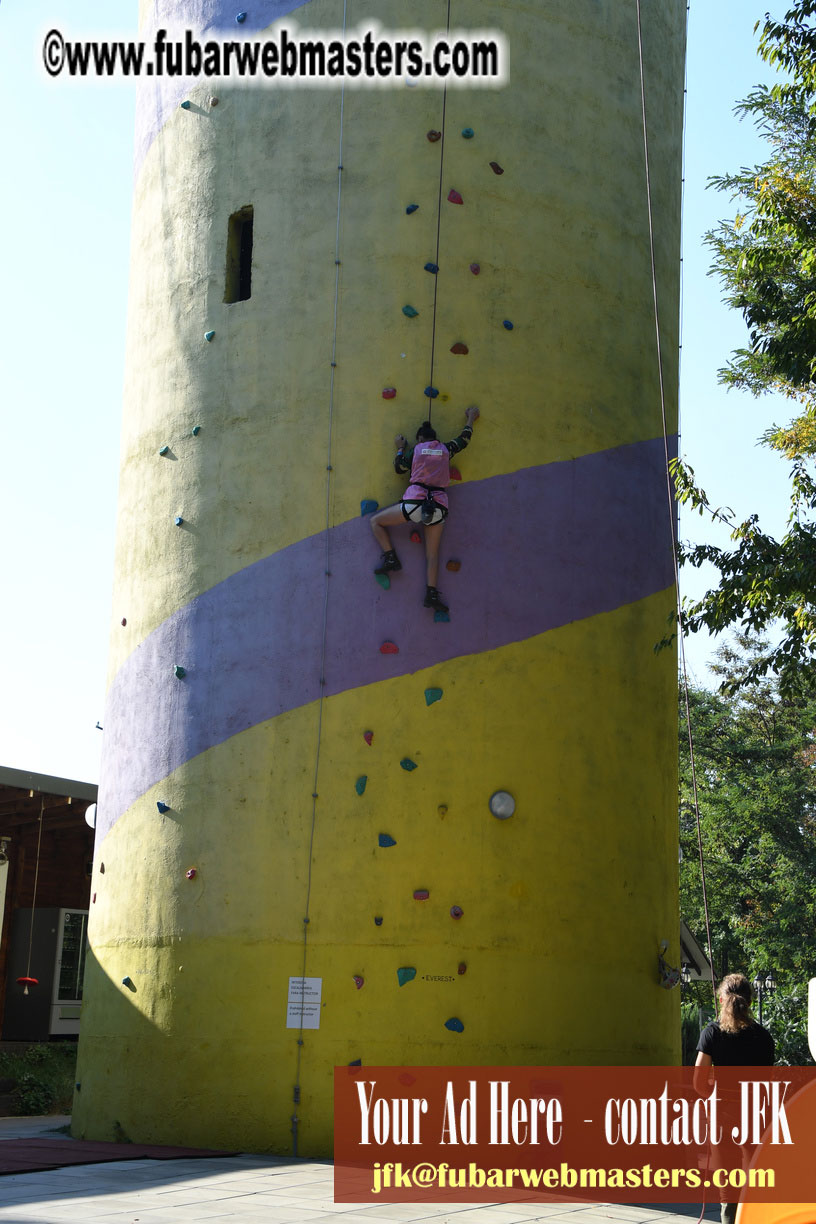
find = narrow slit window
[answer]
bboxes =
[225,205,254,302]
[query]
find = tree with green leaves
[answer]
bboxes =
[677,3,816,691]
[680,635,816,1062]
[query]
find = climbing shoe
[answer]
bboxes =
[374,550,402,575]
[423,586,448,613]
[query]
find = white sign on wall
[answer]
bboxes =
[286,976,322,1030]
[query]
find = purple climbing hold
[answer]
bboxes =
[424,386,439,399]
[434,610,451,623]
[401,758,418,771]
[413,889,430,900]
[450,342,469,355]
[353,975,364,990]
[424,262,439,274]
[361,499,378,515]
[397,967,416,986]
[490,161,504,175]
[470,263,481,276]
[378,833,397,848]
[448,189,464,205]
[355,776,367,796]
[503,320,514,330]
[406,203,419,214]
[156,801,170,814]
[424,688,443,706]
[450,905,464,920]
[364,730,374,746]
[445,1017,465,1033]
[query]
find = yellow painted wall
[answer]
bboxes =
[74,0,685,1156]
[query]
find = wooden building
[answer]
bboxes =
[0,765,96,1041]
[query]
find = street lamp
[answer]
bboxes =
[752,970,777,1026]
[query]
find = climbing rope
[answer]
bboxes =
[21,796,46,995]
[290,0,349,1159]
[426,0,452,426]
[634,0,717,1008]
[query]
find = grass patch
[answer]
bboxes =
[0,1044,77,1115]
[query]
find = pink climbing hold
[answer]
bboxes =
[186,868,197,880]
[413,889,430,901]
[353,975,364,990]
[121,618,127,626]
[382,387,397,399]
[449,467,462,481]
[490,161,504,175]
[410,530,421,543]
[447,189,464,205]
[363,730,374,746]
[469,263,480,275]
[380,641,399,655]
[427,130,442,142]
[450,342,469,355]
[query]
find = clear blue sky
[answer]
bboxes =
[0,2,797,783]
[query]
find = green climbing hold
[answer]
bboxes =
[397,967,417,987]
[375,573,390,590]
[400,758,417,771]
[424,688,443,706]
[402,305,419,318]
[355,776,367,796]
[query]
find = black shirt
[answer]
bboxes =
[697,1020,775,1066]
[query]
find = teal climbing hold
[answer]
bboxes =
[378,833,396,848]
[402,305,419,318]
[424,688,443,706]
[355,776,367,796]
[180,100,191,110]
[400,758,417,771]
[406,204,419,214]
[397,967,416,987]
[375,572,390,591]
[204,331,215,341]
[361,499,378,515]
[159,445,170,456]
[191,425,201,436]
[445,1017,464,1033]
[434,610,451,623]
[462,127,475,139]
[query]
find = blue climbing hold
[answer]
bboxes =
[400,758,418,771]
[361,499,378,516]
[156,801,170,814]
[445,1017,465,1033]
[378,833,396,848]
[174,516,184,527]
[462,127,475,139]
[403,305,419,318]
[406,204,419,214]
[374,916,383,926]
[122,977,135,989]
[424,262,439,274]
[397,967,417,987]
[434,610,451,623]
[424,386,439,399]
[355,776,367,796]
[348,1059,362,1066]
[236,11,247,22]
[503,320,514,330]
[424,688,443,706]
[375,572,390,591]
[204,330,215,342]
[174,665,186,678]
[180,100,191,110]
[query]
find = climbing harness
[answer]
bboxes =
[425,0,453,426]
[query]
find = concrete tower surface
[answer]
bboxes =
[74,0,685,1156]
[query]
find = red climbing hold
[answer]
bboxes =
[447,189,464,205]
[458,962,467,975]
[450,342,469,355]
[363,730,374,746]
[410,530,421,543]
[380,641,399,655]
[446,559,461,572]
[121,618,127,626]
[490,161,504,175]
[413,889,430,901]
[382,387,397,399]
[353,975,364,990]
[427,130,442,142]
[449,467,462,481]
[469,263,480,275]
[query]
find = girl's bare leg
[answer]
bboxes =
[370,505,406,552]
[423,521,445,588]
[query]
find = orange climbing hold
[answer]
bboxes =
[380,641,399,655]
[446,559,461,572]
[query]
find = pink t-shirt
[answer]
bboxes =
[406,440,450,503]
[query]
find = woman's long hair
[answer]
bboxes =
[718,973,754,1033]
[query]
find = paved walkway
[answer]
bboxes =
[0,1117,718,1224]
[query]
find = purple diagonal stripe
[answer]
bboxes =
[97,437,675,838]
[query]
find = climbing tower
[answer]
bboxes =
[74,0,685,1155]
